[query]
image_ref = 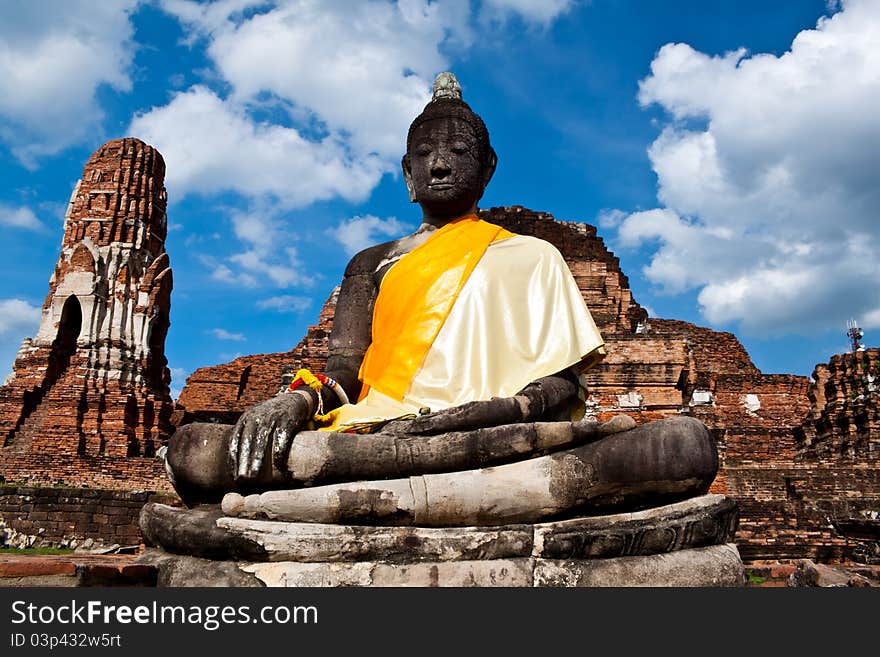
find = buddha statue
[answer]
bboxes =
[162,72,718,527]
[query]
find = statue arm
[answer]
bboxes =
[382,368,581,436]
[322,249,380,407]
[229,247,383,483]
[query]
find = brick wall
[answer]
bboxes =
[0,485,179,548]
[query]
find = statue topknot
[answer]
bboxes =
[406,72,495,165]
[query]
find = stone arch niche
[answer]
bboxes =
[124,395,140,456]
[145,308,170,390]
[43,295,82,391]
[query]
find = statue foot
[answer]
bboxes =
[598,414,636,435]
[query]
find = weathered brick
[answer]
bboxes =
[0,138,174,494]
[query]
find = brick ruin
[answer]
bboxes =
[0,138,174,492]
[1,164,876,564]
[176,207,880,563]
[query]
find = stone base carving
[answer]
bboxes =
[138,494,744,587]
[240,544,744,587]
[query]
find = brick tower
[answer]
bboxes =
[0,138,174,490]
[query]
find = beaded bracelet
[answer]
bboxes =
[284,368,350,417]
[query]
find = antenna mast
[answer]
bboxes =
[847,318,865,353]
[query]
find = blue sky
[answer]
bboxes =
[1,0,877,398]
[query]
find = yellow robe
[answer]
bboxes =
[321,216,605,432]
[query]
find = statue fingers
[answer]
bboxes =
[271,418,297,473]
[237,414,268,481]
[228,420,243,474]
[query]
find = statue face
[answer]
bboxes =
[404,116,493,222]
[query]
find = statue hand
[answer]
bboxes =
[229,390,314,484]
[383,396,525,436]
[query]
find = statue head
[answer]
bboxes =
[403,73,498,224]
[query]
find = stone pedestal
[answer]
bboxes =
[138,494,745,587]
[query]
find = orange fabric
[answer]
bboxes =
[359,215,515,401]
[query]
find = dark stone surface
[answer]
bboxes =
[139,502,267,561]
[534,544,745,587]
[537,494,737,559]
[290,419,611,486]
[788,559,875,587]
[142,494,735,564]
[226,416,718,526]
[164,422,234,506]
[552,415,719,515]
[137,549,264,587]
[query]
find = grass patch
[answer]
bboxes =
[746,570,766,585]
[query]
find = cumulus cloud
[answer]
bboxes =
[209,328,247,341]
[130,86,385,208]
[192,208,316,289]
[481,0,577,25]
[0,1,138,165]
[0,298,41,336]
[330,215,413,256]
[133,0,476,207]
[596,208,627,229]
[619,0,880,335]
[256,295,312,313]
[228,209,315,288]
[0,203,43,230]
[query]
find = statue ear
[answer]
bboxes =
[401,154,417,203]
[482,147,498,190]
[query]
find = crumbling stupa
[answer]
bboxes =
[0,138,174,490]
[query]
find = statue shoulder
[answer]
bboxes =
[343,239,403,277]
[494,233,565,263]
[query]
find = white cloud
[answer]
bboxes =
[227,209,315,288]
[481,0,576,25]
[256,295,312,313]
[210,328,247,341]
[0,1,138,165]
[197,254,258,288]
[330,215,413,256]
[130,86,385,208]
[210,264,258,288]
[168,366,188,400]
[0,299,41,336]
[229,248,310,288]
[195,214,314,289]
[134,1,476,207]
[169,366,188,383]
[0,203,43,230]
[596,208,627,229]
[620,0,880,335]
